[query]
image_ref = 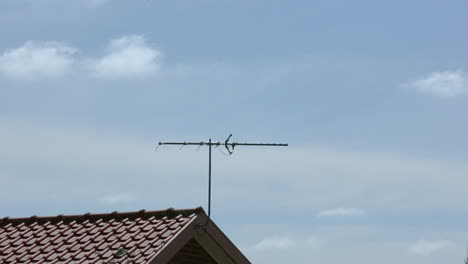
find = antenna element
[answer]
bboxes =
[158,134,288,217]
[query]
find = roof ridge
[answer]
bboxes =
[0,207,205,226]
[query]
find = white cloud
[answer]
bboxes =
[98,193,136,205]
[0,35,162,81]
[90,35,162,79]
[406,70,468,98]
[409,239,452,256]
[317,208,365,217]
[252,236,296,251]
[0,41,76,80]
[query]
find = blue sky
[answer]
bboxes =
[1,0,468,263]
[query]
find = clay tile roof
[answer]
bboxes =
[0,208,204,264]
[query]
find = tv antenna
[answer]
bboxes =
[157,134,288,217]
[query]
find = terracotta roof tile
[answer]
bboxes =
[0,208,202,264]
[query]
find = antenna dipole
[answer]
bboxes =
[158,134,288,217]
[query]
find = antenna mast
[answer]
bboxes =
[158,134,288,217]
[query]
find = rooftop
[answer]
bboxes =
[0,208,209,264]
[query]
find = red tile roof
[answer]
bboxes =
[0,208,204,264]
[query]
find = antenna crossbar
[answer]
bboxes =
[159,142,287,146]
[157,134,288,217]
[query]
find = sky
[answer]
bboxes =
[1,0,468,263]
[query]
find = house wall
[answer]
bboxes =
[169,239,218,264]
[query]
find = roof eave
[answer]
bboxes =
[148,212,251,264]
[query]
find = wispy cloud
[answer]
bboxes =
[98,193,136,205]
[405,70,468,98]
[86,0,112,7]
[2,117,468,213]
[90,35,162,79]
[409,239,452,256]
[252,236,296,251]
[317,208,365,217]
[0,41,76,80]
[305,236,326,249]
[251,235,324,251]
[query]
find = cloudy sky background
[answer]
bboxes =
[1,0,468,263]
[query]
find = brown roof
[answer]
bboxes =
[0,208,250,264]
